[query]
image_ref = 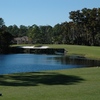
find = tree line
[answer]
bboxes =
[0,18,13,53]
[0,8,100,53]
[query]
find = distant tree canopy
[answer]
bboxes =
[69,8,100,45]
[0,18,13,53]
[2,8,100,46]
[0,18,4,28]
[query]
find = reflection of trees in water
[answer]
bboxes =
[50,56,100,67]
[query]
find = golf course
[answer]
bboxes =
[0,44,100,100]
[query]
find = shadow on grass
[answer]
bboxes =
[0,72,84,86]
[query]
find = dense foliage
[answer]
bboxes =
[0,18,13,53]
[2,8,100,46]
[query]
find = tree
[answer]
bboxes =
[39,25,53,44]
[0,18,4,28]
[52,24,62,44]
[7,25,19,37]
[28,24,41,43]
[0,18,13,53]
[69,8,100,46]
[19,25,28,37]
[0,30,13,53]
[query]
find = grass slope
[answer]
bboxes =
[0,67,100,100]
[12,44,100,59]
[48,44,100,59]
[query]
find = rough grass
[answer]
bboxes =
[0,67,100,100]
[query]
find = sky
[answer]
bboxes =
[0,0,100,27]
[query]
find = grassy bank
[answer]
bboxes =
[46,44,100,59]
[11,44,100,59]
[0,67,100,100]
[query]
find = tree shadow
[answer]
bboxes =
[0,72,84,86]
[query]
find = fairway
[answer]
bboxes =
[1,44,100,100]
[0,67,100,100]
[48,44,100,59]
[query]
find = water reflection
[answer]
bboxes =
[0,54,100,75]
[50,56,100,67]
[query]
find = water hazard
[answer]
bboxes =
[0,54,100,75]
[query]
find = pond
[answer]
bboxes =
[0,54,100,75]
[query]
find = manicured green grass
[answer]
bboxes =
[11,44,100,59]
[6,44,99,100]
[0,67,100,100]
[47,44,100,59]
